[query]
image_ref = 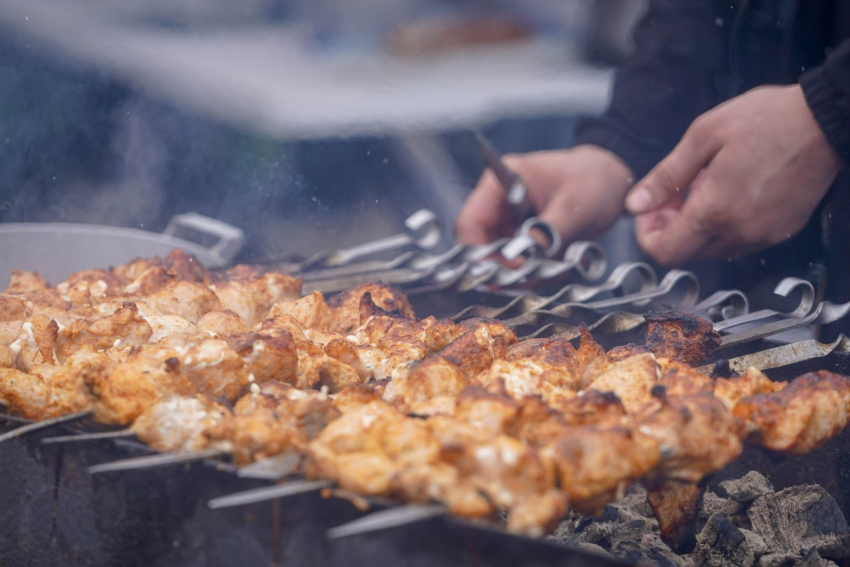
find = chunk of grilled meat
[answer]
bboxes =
[383,355,473,415]
[205,270,300,327]
[576,325,611,388]
[439,318,516,377]
[209,393,339,465]
[267,291,330,330]
[197,310,250,337]
[131,394,231,452]
[326,283,416,334]
[56,303,153,362]
[226,330,298,386]
[88,345,197,425]
[644,310,721,366]
[4,271,50,295]
[0,347,112,419]
[541,425,660,514]
[645,479,704,553]
[8,315,60,371]
[713,366,786,412]
[636,389,744,482]
[588,353,660,415]
[733,371,850,454]
[479,336,582,409]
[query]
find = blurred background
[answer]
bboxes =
[0,0,646,264]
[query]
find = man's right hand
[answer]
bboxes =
[455,144,635,248]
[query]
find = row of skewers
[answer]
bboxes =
[2,249,850,547]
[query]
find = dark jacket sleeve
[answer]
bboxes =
[800,40,850,165]
[573,1,732,179]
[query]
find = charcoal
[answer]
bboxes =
[741,528,768,557]
[620,484,655,518]
[748,485,850,558]
[571,542,612,559]
[719,472,775,503]
[756,549,839,567]
[611,533,693,567]
[699,492,746,521]
[692,512,754,567]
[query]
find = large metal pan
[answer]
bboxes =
[0,213,245,285]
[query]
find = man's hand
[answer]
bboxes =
[625,84,844,266]
[456,145,634,246]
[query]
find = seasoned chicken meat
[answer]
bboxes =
[733,371,850,454]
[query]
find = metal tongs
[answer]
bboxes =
[474,131,536,225]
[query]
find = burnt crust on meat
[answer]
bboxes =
[643,310,722,366]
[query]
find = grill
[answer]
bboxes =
[3,210,850,567]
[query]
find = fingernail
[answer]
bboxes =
[626,187,653,213]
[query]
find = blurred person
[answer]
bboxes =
[457,1,850,329]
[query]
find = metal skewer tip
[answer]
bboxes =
[208,479,333,510]
[327,504,447,539]
[42,429,135,444]
[0,410,94,444]
[88,447,228,474]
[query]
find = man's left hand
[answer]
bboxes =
[624,84,844,265]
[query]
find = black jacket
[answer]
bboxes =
[573,0,850,332]
[575,0,850,178]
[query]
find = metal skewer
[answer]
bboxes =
[698,334,850,375]
[327,504,448,539]
[88,447,228,474]
[713,277,815,332]
[452,262,657,321]
[42,429,135,444]
[208,479,333,509]
[0,410,94,444]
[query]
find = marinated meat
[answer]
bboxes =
[733,371,850,454]
[644,310,722,366]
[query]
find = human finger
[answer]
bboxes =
[634,193,715,265]
[456,170,515,244]
[625,117,723,215]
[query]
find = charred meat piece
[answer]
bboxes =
[295,340,362,393]
[439,319,516,377]
[643,311,721,366]
[645,479,704,553]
